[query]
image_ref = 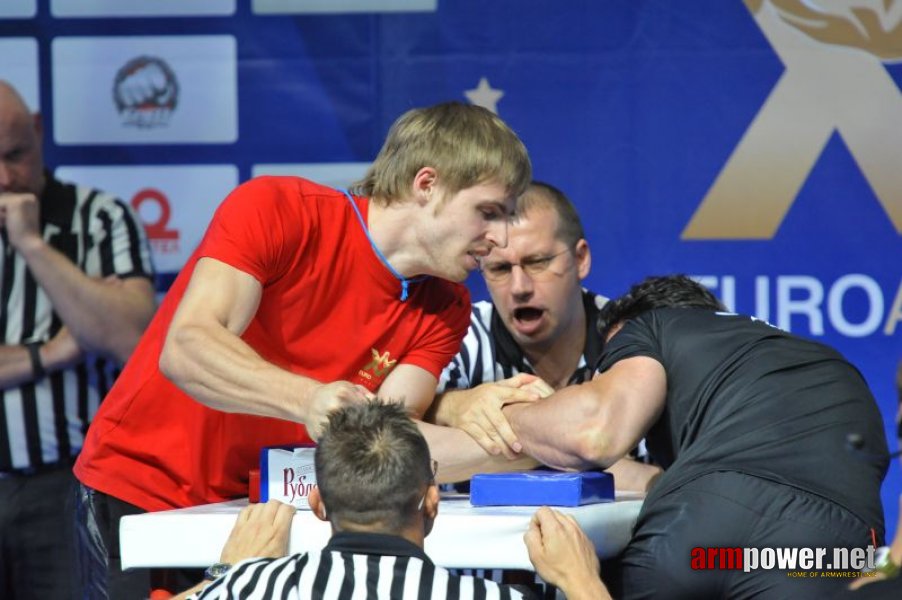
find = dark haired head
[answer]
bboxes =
[315,400,434,532]
[597,275,725,342]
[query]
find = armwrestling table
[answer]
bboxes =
[120,492,644,571]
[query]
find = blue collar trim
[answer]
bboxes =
[341,189,429,301]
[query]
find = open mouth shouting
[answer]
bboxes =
[510,305,547,336]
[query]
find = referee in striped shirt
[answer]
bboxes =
[176,401,609,600]
[430,182,659,493]
[0,81,155,599]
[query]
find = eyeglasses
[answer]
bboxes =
[480,249,571,282]
[417,459,439,511]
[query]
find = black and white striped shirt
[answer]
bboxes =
[190,532,533,600]
[0,174,153,471]
[437,290,607,393]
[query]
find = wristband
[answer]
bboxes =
[25,342,46,380]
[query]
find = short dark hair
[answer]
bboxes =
[518,181,586,247]
[597,274,725,341]
[315,400,434,532]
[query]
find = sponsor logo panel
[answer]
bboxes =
[0,38,39,111]
[695,274,902,339]
[691,544,877,576]
[252,0,436,14]
[52,36,237,144]
[51,0,235,17]
[54,165,238,273]
[683,0,902,239]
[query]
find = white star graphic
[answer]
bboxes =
[464,77,504,114]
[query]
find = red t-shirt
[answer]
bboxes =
[74,177,470,512]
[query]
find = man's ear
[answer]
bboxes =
[422,484,440,537]
[424,484,439,518]
[411,167,438,205]
[309,487,328,522]
[574,238,591,280]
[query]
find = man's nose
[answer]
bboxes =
[486,219,508,249]
[509,264,534,298]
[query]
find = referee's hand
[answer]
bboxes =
[524,507,610,600]
[449,373,549,458]
[220,499,296,565]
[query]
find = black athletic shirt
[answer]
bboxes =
[596,308,888,531]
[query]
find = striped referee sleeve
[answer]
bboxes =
[78,188,152,278]
[437,302,497,392]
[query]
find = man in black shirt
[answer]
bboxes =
[836,359,902,597]
[504,275,889,599]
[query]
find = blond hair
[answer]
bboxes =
[352,102,531,205]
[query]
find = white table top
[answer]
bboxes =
[120,492,644,571]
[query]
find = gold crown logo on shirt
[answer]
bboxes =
[360,348,398,379]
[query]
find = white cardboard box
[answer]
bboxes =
[260,445,317,509]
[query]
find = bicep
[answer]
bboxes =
[379,364,439,419]
[169,257,262,335]
[593,356,667,457]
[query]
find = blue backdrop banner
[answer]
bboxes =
[2,0,899,533]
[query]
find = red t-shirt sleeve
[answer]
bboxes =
[401,282,472,379]
[197,176,309,284]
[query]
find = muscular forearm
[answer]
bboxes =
[384,368,540,481]
[504,387,617,471]
[504,364,666,473]
[160,322,322,423]
[426,389,469,426]
[417,420,539,483]
[17,238,154,360]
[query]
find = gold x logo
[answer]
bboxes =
[683,0,902,239]
[362,348,398,378]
